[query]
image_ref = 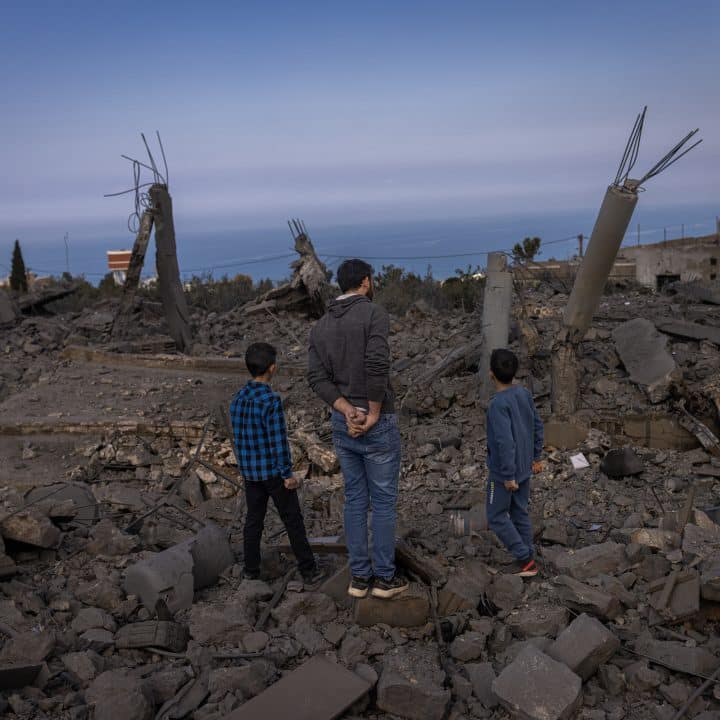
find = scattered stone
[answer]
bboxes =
[208,660,275,699]
[71,607,117,634]
[464,662,498,708]
[87,519,138,556]
[61,651,104,683]
[86,670,153,720]
[547,613,620,680]
[553,576,622,620]
[242,631,270,653]
[189,599,255,644]
[271,592,337,627]
[438,561,491,614]
[504,602,569,639]
[487,573,524,611]
[322,623,346,646]
[449,632,487,662]
[377,645,451,720]
[624,661,663,691]
[0,509,61,548]
[598,664,626,695]
[339,634,367,666]
[79,628,115,653]
[115,620,189,652]
[291,615,329,655]
[492,645,582,720]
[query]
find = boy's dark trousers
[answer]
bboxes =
[486,476,534,561]
[243,476,316,577]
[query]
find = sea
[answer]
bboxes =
[6,203,718,286]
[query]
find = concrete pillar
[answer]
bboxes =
[563,186,638,343]
[550,342,579,417]
[479,252,513,406]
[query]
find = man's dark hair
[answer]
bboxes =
[490,348,518,384]
[336,259,374,293]
[245,342,277,377]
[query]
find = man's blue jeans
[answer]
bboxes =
[331,411,401,580]
[486,475,534,561]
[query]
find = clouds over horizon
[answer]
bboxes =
[2,1,717,242]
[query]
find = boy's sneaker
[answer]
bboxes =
[371,575,409,599]
[511,558,539,578]
[348,576,372,598]
[301,567,327,588]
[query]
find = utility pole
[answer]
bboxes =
[637,223,640,246]
[681,223,685,239]
[63,232,70,276]
[577,233,584,258]
[664,227,667,242]
[716,216,719,244]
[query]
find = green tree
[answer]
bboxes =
[511,236,542,264]
[10,239,28,293]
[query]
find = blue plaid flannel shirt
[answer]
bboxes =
[230,381,293,482]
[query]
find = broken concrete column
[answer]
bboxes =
[124,522,233,613]
[150,184,192,353]
[479,252,513,406]
[564,186,638,343]
[551,184,638,415]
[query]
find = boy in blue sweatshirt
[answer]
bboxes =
[486,348,543,577]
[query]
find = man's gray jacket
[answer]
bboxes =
[308,294,395,414]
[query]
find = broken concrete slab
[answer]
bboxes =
[648,571,700,623]
[86,669,154,720]
[208,660,275,699]
[0,630,55,665]
[0,509,61,548]
[504,602,569,639]
[600,447,644,477]
[0,664,42,691]
[634,637,720,676]
[449,631,489,662]
[612,318,681,403]
[223,655,370,720]
[547,613,620,680]
[124,521,233,613]
[549,542,626,580]
[71,607,117,634]
[492,645,582,720]
[464,662,498,708]
[657,319,720,346]
[354,582,429,628]
[553,575,622,620]
[0,289,18,325]
[377,644,451,720]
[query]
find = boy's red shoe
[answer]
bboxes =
[511,558,538,578]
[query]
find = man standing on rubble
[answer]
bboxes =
[308,259,408,600]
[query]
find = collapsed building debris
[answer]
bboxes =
[1,242,720,719]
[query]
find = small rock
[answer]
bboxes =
[72,607,117,634]
[86,670,153,720]
[464,662,498,708]
[624,661,663,691]
[271,592,337,626]
[79,628,115,653]
[493,645,582,720]
[242,631,269,653]
[340,634,367,666]
[61,651,104,683]
[450,632,487,662]
[505,603,569,639]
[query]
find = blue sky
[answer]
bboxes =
[1,0,718,248]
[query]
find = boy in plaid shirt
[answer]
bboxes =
[230,342,322,584]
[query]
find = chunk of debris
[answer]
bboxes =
[464,662,498,708]
[547,613,620,680]
[548,542,626,581]
[656,319,720,346]
[612,318,681,402]
[600,447,644,477]
[115,620,189,653]
[124,522,233,613]
[635,637,720,676]
[492,645,582,720]
[648,571,700,624]
[0,509,61,548]
[377,645,451,720]
[223,655,370,720]
[86,669,154,720]
[553,576,622,620]
[504,602,569,639]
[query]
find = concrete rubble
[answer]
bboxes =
[1,268,720,719]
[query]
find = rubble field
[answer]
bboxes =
[0,278,719,720]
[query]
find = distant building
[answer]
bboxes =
[518,232,720,291]
[107,250,133,285]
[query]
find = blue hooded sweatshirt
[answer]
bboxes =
[486,384,543,484]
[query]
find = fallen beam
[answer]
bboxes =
[60,346,306,376]
[657,319,720,346]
